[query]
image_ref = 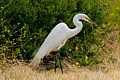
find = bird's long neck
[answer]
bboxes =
[68,14,83,38]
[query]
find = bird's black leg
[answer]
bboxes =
[54,50,63,74]
[57,50,63,74]
[54,52,57,73]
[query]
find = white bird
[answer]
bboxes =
[29,13,97,73]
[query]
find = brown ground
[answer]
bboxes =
[0,63,120,80]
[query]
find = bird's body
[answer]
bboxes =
[29,14,96,70]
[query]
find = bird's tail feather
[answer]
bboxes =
[28,55,41,69]
[28,47,48,69]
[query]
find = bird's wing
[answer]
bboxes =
[40,23,69,52]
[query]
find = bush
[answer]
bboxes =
[0,0,108,66]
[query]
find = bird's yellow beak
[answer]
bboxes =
[87,18,98,27]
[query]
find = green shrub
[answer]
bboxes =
[0,0,109,66]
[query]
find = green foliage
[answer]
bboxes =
[0,0,110,66]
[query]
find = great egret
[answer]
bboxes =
[29,13,97,73]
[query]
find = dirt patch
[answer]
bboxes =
[105,30,120,60]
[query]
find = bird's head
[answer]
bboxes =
[80,14,98,27]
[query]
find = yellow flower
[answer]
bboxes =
[7,30,10,33]
[85,56,88,60]
[85,56,89,64]
[116,7,120,10]
[75,46,78,51]
[75,62,79,66]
